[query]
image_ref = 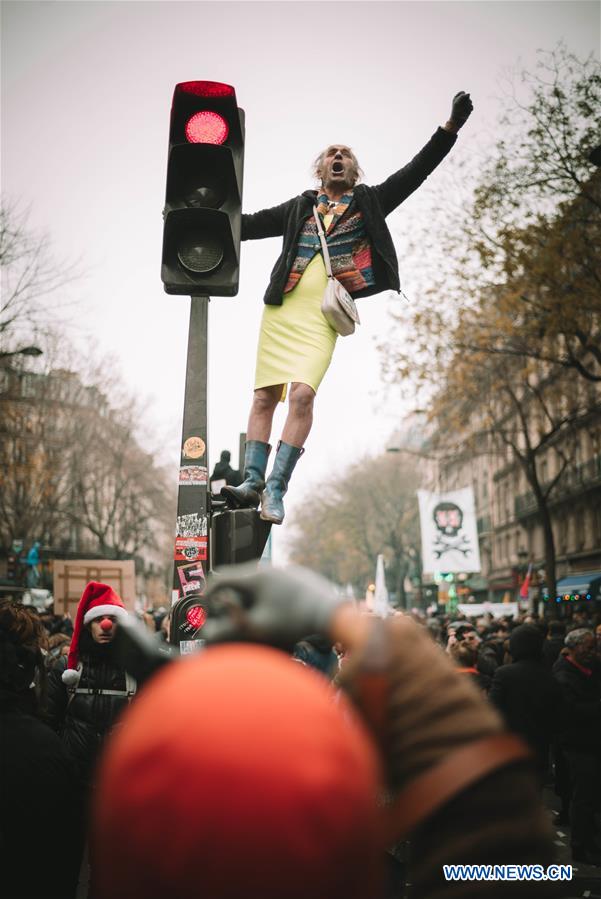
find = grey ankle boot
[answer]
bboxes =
[260,441,304,525]
[221,441,271,509]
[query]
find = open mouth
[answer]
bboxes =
[332,161,344,174]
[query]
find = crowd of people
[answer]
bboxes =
[425,606,601,867]
[1,571,599,899]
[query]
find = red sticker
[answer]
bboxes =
[186,605,207,629]
[177,561,206,598]
[174,536,207,562]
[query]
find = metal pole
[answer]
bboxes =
[238,431,246,475]
[172,295,210,601]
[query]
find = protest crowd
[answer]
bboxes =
[1,567,600,899]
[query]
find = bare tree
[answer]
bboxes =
[378,45,601,601]
[0,366,73,552]
[0,203,79,352]
[288,453,421,603]
[67,394,174,561]
[381,45,601,393]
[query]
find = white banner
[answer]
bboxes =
[457,602,519,618]
[418,487,481,574]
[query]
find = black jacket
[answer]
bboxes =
[46,644,135,787]
[241,127,457,305]
[1,693,82,899]
[553,654,601,753]
[489,660,563,773]
[541,636,564,669]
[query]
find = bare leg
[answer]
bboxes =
[246,385,284,443]
[281,382,315,447]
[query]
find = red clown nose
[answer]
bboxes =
[100,618,114,632]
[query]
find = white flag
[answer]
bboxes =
[373,554,390,617]
[418,487,481,574]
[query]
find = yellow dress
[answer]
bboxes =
[254,214,338,402]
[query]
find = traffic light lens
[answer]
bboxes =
[180,81,235,98]
[183,177,226,209]
[185,605,207,629]
[177,232,224,273]
[185,111,229,145]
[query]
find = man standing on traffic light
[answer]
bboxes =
[223,92,473,524]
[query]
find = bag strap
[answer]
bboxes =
[74,688,133,697]
[383,732,532,843]
[313,207,334,278]
[354,664,533,845]
[125,671,137,700]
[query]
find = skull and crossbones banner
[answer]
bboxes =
[417,487,481,574]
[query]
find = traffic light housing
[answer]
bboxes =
[170,595,210,651]
[162,81,245,297]
[211,509,272,567]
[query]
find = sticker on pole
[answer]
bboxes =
[178,561,206,596]
[179,465,208,486]
[179,640,205,655]
[176,513,208,538]
[182,436,206,459]
[174,537,207,561]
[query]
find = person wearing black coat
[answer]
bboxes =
[223,92,473,527]
[489,624,563,780]
[542,620,565,670]
[45,583,137,894]
[46,584,136,788]
[210,449,242,489]
[0,601,81,899]
[553,628,601,865]
[46,631,136,788]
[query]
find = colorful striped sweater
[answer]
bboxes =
[283,192,375,295]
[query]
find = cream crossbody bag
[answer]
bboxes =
[312,207,360,337]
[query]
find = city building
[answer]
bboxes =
[0,364,175,604]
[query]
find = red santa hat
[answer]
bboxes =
[62,581,128,686]
[93,645,383,899]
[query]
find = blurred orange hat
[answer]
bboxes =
[93,644,382,899]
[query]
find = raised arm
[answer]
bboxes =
[372,91,473,216]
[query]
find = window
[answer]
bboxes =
[21,374,37,398]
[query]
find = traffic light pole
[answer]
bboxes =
[172,294,210,601]
[169,293,272,650]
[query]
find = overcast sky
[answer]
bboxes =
[2,0,599,562]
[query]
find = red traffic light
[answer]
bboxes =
[163,79,244,295]
[185,605,207,629]
[179,80,235,98]
[185,110,229,145]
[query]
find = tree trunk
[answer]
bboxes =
[529,478,557,614]
[519,454,558,616]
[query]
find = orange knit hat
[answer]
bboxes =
[93,644,383,899]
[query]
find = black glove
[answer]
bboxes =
[201,563,347,651]
[450,91,473,128]
[112,616,174,686]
